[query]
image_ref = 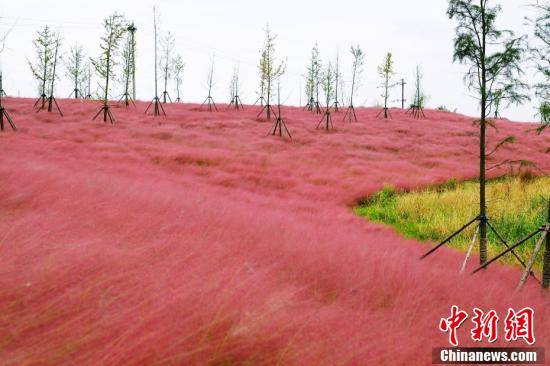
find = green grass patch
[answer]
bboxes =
[356,176,550,271]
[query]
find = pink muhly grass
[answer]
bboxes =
[0,98,548,365]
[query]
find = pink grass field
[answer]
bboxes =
[0,98,549,365]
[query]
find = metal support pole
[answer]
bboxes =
[543,201,550,289]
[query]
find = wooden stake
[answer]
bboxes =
[516,231,547,292]
[543,201,550,289]
[460,225,479,273]
[421,215,479,259]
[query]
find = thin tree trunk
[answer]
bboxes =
[479,0,488,266]
[543,201,550,288]
[350,64,356,106]
[41,47,47,98]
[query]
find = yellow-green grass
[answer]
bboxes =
[356,176,550,272]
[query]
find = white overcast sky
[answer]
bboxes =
[0,0,543,121]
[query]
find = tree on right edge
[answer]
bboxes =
[448,0,528,264]
[529,1,549,132]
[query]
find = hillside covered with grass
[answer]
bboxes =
[0,98,548,364]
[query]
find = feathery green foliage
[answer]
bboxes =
[321,61,335,109]
[120,23,136,103]
[447,0,530,264]
[161,32,175,102]
[92,12,127,104]
[448,0,529,115]
[529,1,549,132]
[305,44,321,106]
[412,65,426,108]
[349,45,364,106]
[173,54,185,101]
[259,25,285,107]
[378,52,395,115]
[28,26,55,96]
[65,44,87,99]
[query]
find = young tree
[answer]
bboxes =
[91,12,127,123]
[407,65,427,118]
[160,32,175,103]
[344,45,364,122]
[312,45,322,114]
[229,64,244,109]
[119,23,136,107]
[38,34,63,115]
[28,25,55,109]
[146,7,166,117]
[529,1,549,132]
[127,23,137,101]
[257,25,285,120]
[201,55,217,111]
[333,51,342,112]
[65,44,87,99]
[451,0,529,265]
[256,47,267,106]
[422,0,529,267]
[378,52,395,119]
[268,80,292,138]
[304,43,321,113]
[303,55,315,110]
[173,54,185,102]
[317,61,335,131]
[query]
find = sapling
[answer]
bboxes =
[92,12,127,123]
[173,54,185,103]
[333,52,342,112]
[229,64,244,110]
[29,25,55,109]
[257,25,285,120]
[305,44,321,113]
[344,45,364,122]
[268,80,291,138]
[451,0,529,265]
[39,34,63,116]
[160,32,175,103]
[145,7,166,117]
[201,55,217,112]
[65,44,87,99]
[127,23,137,101]
[377,52,395,119]
[422,0,530,268]
[316,61,335,131]
[120,23,136,107]
[407,65,427,119]
[256,47,267,106]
